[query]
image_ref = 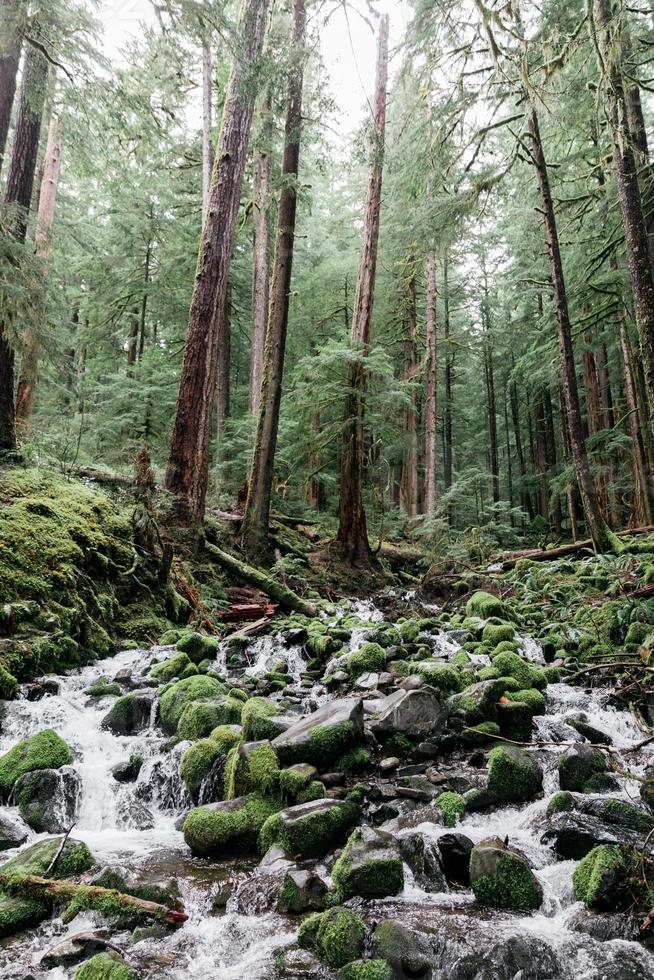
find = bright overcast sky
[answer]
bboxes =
[97,0,409,134]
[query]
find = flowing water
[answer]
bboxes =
[1,610,653,979]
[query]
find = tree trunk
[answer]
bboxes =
[241,0,307,559]
[527,107,612,551]
[400,267,419,517]
[15,113,61,429]
[620,316,654,524]
[481,279,499,505]
[165,0,269,526]
[201,40,213,223]
[424,251,438,515]
[443,249,454,523]
[0,0,24,172]
[534,390,549,520]
[336,15,389,562]
[127,308,139,370]
[591,0,654,422]
[249,97,271,415]
[0,35,48,453]
[510,367,533,519]
[215,287,231,456]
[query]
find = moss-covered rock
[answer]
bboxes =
[0,664,19,700]
[180,738,225,797]
[347,643,388,681]
[331,827,404,900]
[158,675,225,734]
[0,730,72,796]
[338,960,392,980]
[506,688,546,715]
[272,699,363,766]
[435,791,465,827]
[572,844,630,910]
[150,652,193,683]
[183,793,281,856]
[470,840,542,910]
[224,740,279,799]
[487,745,543,803]
[177,697,242,740]
[415,662,462,697]
[241,697,287,742]
[461,721,501,746]
[298,906,365,969]
[86,679,121,698]
[491,651,546,690]
[558,744,613,793]
[2,836,94,877]
[334,747,371,774]
[482,623,515,646]
[101,692,155,736]
[259,791,362,858]
[175,631,219,664]
[0,891,49,938]
[466,592,506,620]
[74,952,136,980]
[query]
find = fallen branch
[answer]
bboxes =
[223,615,272,641]
[462,726,654,754]
[205,543,317,617]
[566,662,654,682]
[216,603,278,622]
[0,873,187,926]
[492,524,654,567]
[46,824,75,876]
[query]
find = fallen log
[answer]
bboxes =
[223,615,273,641]
[0,873,188,926]
[216,602,278,622]
[205,543,317,617]
[491,524,654,567]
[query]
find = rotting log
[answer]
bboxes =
[205,542,317,617]
[0,873,188,926]
[492,524,654,567]
[216,602,278,622]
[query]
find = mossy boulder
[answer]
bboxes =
[224,740,279,799]
[74,952,136,980]
[0,892,49,938]
[180,738,226,798]
[0,730,73,796]
[177,697,242,740]
[150,652,193,683]
[572,844,631,910]
[2,836,94,877]
[447,678,512,726]
[435,791,465,827]
[558,744,613,793]
[241,697,288,742]
[332,827,404,900]
[491,651,546,690]
[338,961,393,980]
[279,763,319,802]
[0,664,19,700]
[86,679,121,698]
[101,692,155,736]
[482,623,515,646]
[175,631,219,664]
[496,700,535,742]
[347,643,388,681]
[259,791,362,858]
[272,699,363,766]
[415,662,462,697]
[183,793,281,856]
[298,906,365,969]
[487,745,543,803]
[466,592,506,620]
[158,675,225,734]
[470,840,542,910]
[15,765,80,833]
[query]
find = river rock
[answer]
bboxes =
[40,930,116,967]
[486,745,543,803]
[398,829,448,891]
[272,698,364,765]
[469,839,543,910]
[558,743,616,793]
[111,754,143,783]
[437,831,473,885]
[332,825,404,899]
[542,793,653,859]
[371,919,437,979]
[564,712,612,745]
[453,934,560,979]
[101,691,155,735]
[259,794,361,858]
[0,812,29,850]
[369,686,448,739]
[278,865,328,913]
[15,765,81,833]
[446,678,509,725]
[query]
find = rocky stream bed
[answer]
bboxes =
[1,592,654,980]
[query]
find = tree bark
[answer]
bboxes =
[15,115,61,428]
[527,107,613,551]
[201,40,213,224]
[400,266,419,517]
[443,249,454,523]
[591,0,654,422]
[620,315,654,524]
[241,0,307,559]
[249,97,271,415]
[165,0,269,526]
[0,0,25,173]
[0,35,48,453]
[424,251,438,515]
[481,278,499,505]
[336,15,389,562]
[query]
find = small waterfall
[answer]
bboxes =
[243,634,307,683]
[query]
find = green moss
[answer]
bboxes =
[462,721,500,745]
[487,745,543,802]
[308,721,356,762]
[398,621,421,643]
[279,764,314,800]
[572,844,629,910]
[335,747,371,774]
[477,666,502,681]
[339,961,393,980]
[158,675,226,733]
[183,793,280,856]
[466,591,506,620]
[120,611,170,645]
[258,791,361,858]
[0,730,72,795]
[228,687,249,703]
[541,666,561,683]
[86,679,121,698]
[600,798,654,832]
[241,697,285,741]
[347,643,387,680]
[436,791,465,827]
[547,791,574,813]
[0,664,18,700]
[2,837,94,877]
[416,662,462,696]
[471,851,542,910]
[331,829,404,900]
[210,724,243,754]
[177,698,242,740]
[74,953,136,980]
[506,688,546,714]
[180,738,225,796]
[491,651,547,690]
[151,652,193,683]
[482,624,515,646]
[224,741,279,799]
[298,906,365,968]
[176,631,219,664]
[158,628,187,645]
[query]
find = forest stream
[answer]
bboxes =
[1,594,653,980]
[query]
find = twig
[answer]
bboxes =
[46,824,76,876]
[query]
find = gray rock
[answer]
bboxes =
[558,743,615,793]
[278,866,328,912]
[446,678,508,725]
[469,840,543,910]
[398,829,448,892]
[370,686,448,738]
[355,672,379,690]
[101,690,156,735]
[40,930,116,967]
[437,832,473,885]
[15,765,80,833]
[0,811,29,850]
[272,698,363,765]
